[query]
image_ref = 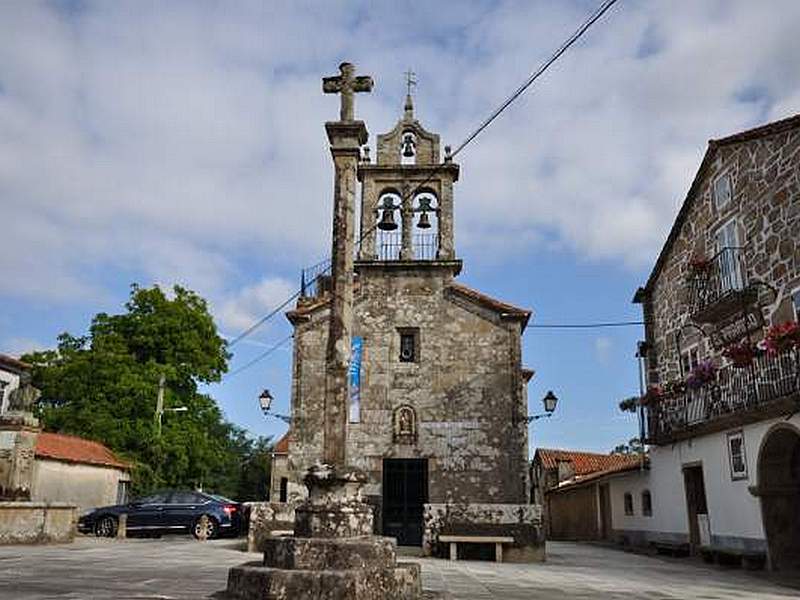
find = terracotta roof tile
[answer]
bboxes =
[446,282,532,326]
[273,431,291,454]
[535,448,641,476]
[548,458,648,494]
[0,353,31,372]
[35,432,131,470]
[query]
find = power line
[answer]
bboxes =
[527,321,644,329]
[451,0,620,158]
[223,0,621,355]
[225,333,294,379]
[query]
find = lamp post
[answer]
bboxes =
[522,390,559,424]
[258,389,292,424]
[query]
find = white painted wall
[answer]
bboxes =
[32,459,131,513]
[610,413,800,545]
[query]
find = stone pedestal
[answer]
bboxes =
[0,413,40,501]
[225,465,425,599]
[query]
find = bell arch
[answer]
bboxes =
[375,191,403,260]
[758,423,800,571]
[412,191,439,260]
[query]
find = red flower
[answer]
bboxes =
[764,321,800,355]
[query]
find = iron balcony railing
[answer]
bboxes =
[375,232,439,261]
[687,247,754,320]
[300,259,332,299]
[644,349,800,444]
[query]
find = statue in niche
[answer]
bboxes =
[393,405,417,444]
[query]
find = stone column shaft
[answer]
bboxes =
[400,182,414,260]
[323,121,368,468]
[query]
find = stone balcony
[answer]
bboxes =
[644,349,800,445]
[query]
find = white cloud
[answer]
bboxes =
[216,277,296,337]
[1,0,799,306]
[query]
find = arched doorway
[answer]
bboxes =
[758,425,800,571]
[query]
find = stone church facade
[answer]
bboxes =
[281,95,541,557]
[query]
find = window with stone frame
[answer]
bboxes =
[641,490,653,517]
[714,173,732,210]
[623,492,634,516]
[792,289,800,320]
[398,328,419,363]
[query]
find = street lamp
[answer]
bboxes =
[521,390,559,424]
[258,389,292,424]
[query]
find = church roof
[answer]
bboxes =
[35,432,131,470]
[286,282,531,328]
[273,431,291,455]
[635,112,800,300]
[534,448,641,476]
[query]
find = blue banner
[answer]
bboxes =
[349,336,363,423]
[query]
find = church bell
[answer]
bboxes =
[377,207,398,231]
[416,211,431,229]
[401,133,416,158]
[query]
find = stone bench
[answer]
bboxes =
[438,535,514,563]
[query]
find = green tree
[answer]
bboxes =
[611,438,644,455]
[23,284,268,498]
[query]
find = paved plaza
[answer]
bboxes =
[0,536,797,599]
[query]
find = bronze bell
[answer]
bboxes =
[417,211,431,229]
[402,133,416,158]
[378,208,398,231]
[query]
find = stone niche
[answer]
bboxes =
[423,503,545,563]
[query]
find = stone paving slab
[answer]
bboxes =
[0,536,796,599]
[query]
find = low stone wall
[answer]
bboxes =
[0,502,76,545]
[245,501,296,553]
[423,503,545,562]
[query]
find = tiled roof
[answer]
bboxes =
[286,281,533,328]
[0,353,31,373]
[535,448,641,476]
[548,458,647,494]
[446,282,532,326]
[273,431,291,454]
[636,112,800,297]
[35,432,131,470]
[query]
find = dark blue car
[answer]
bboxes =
[78,490,243,540]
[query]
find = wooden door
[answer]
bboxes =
[683,465,708,552]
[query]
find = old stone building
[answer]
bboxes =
[630,113,800,570]
[281,93,540,556]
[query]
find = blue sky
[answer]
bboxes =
[2,0,800,454]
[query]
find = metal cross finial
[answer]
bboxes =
[404,69,417,96]
[322,62,374,121]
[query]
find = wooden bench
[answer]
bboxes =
[438,535,515,563]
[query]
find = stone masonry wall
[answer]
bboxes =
[288,265,530,511]
[646,127,800,383]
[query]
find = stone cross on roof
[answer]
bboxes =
[322,62,374,122]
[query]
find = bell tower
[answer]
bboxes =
[356,87,460,274]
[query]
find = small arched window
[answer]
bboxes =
[624,492,634,516]
[642,490,652,517]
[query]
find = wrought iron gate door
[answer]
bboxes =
[382,459,428,546]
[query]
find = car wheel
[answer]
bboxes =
[94,516,117,538]
[192,516,217,540]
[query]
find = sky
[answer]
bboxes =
[2,0,800,455]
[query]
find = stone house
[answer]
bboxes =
[281,95,542,559]
[631,113,800,570]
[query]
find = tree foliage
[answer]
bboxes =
[611,437,644,455]
[23,284,271,499]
